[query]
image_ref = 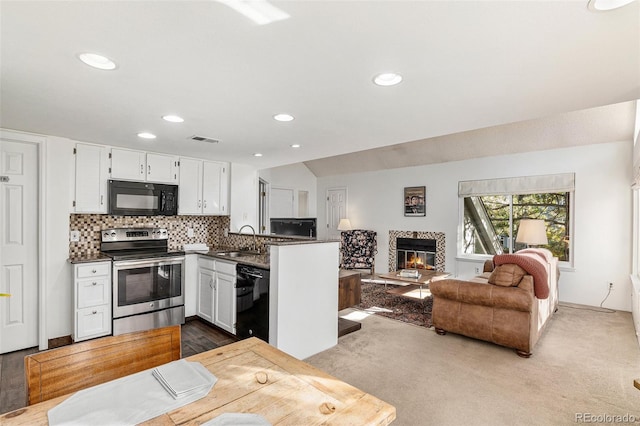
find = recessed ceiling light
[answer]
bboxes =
[137,132,157,139]
[162,115,184,123]
[587,0,636,11]
[253,153,263,157]
[274,113,294,122]
[217,0,290,25]
[291,144,301,148]
[373,72,403,86]
[78,53,117,70]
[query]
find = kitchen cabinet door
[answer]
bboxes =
[76,305,111,341]
[214,271,237,334]
[184,254,198,317]
[110,148,145,181]
[197,266,214,323]
[202,161,229,215]
[146,153,179,184]
[178,158,203,215]
[74,143,109,213]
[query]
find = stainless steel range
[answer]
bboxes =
[101,228,185,335]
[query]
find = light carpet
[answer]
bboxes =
[306,304,640,426]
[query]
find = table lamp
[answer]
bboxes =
[516,219,548,247]
[337,218,352,231]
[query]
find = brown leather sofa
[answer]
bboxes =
[430,250,559,357]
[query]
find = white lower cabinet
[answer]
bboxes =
[73,261,112,342]
[196,257,237,334]
[197,261,215,323]
[214,270,237,334]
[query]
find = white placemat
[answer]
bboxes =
[48,361,217,426]
[202,413,271,426]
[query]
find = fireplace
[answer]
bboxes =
[389,230,446,272]
[396,238,436,270]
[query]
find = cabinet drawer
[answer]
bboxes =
[77,277,110,308]
[198,256,215,270]
[76,262,110,278]
[215,260,236,276]
[75,305,111,341]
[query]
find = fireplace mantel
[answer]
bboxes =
[389,230,446,272]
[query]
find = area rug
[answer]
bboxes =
[356,282,433,328]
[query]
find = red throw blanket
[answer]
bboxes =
[493,249,549,299]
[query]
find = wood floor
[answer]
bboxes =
[0,318,238,415]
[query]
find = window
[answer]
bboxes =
[459,173,574,263]
[462,193,570,261]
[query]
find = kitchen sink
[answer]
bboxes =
[216,251,243,257]
[216,251,259,258]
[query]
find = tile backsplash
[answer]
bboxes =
[69,214,230,258]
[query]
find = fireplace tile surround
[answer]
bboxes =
[388,230,446,272]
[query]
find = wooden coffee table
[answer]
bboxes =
[377,270,450,300]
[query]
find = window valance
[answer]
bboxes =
[458,173,575,197]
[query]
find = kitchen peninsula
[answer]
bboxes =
[269,239,339,359]
[192,238,339,360]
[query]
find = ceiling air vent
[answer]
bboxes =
[189,135,220,144]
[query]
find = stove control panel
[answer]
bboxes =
[101,228,168,242]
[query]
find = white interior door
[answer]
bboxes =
[326,188,347,240]
[0,140,39,353]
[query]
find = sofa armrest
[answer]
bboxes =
[483,259,494,273]
[430,277,534,312]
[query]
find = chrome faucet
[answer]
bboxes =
[238,224,258,252]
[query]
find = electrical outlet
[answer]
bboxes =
[70,230,80,242]
[187,228,194,238]
[609,282,614,291]
[474,267,480,274]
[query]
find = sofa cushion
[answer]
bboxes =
[488,264,526,287]
[494,252,550,299]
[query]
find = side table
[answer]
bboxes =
[339,269,362,310]
[338,269,362,337]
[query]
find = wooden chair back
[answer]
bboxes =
[25,325,181,405]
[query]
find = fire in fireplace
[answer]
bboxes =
[396,237,437,270]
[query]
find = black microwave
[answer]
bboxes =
[108,180,178,216]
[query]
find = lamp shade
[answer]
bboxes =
[516,219,548,245]
[337,218,352,231]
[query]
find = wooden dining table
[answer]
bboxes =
[1,337,396,425]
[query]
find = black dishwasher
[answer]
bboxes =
[236,264,270,342]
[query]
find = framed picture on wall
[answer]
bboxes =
[404,186,426,217]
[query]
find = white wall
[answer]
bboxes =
[259,163,317,218]
[44,137,76,339]
[317,141,633,311]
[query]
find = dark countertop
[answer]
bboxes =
[189,249,270,270]
[267,239,337,246]
[68,254,111,264]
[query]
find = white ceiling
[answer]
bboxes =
[1,1,639,171]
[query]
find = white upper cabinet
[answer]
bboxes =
[178,158,203,215]
[110,148,145,181]
[203,161,228,215]
[111,148,178,184]
[179,158,228,215]
[74,143,110,213]
[146,152,179,183]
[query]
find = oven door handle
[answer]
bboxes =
[113,257,185,268]
[241,272,263,279]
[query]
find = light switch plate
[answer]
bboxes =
[70,230,80,242]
